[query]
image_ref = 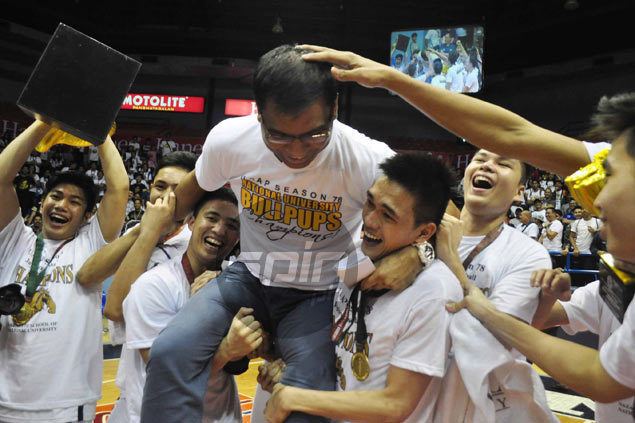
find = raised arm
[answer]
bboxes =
[76,225,140,287]
[301,46,592,176]
[104,193,175,322]
[0,121,50,230]
[174,170,205,221]
[96,135,129,241]
[448,285,633,403]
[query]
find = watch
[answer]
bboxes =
[413,241,435,269]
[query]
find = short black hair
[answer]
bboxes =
[449,50,459,64]
[193,187,238,217]
[555,209,563,218]
[156,151,197,174]
[586,92,635,158]
[253,45,338,115]
[44,172,97,213]
[395,53,404,60]
[573,205,583,212]
[433,58,443,75]
[379,152,455,226]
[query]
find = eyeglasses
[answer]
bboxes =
[261,117,333,147]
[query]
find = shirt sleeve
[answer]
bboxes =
[560,281,602,335]
[599,299,635,389]
[391,298,450,377]
[583,141,611,162]
[80,214,108,255]
[489,242,551,323]
[123,272,179,350]
[195,121,232,192]
[0,211,33,275]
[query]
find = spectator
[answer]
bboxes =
[570,206,602,255]
[518,210,540,240]
[541,207,563,253]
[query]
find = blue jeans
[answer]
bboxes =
[141,262,335,422]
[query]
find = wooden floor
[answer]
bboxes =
[97,357,595,423]
[97,322,595,422]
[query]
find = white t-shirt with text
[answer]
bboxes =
[195,115,394,291]
[561,282,634,422]
[120,257,241,423]
[332,260,463,422]
[0,212,106,422]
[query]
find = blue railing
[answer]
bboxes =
[548,251,599,276]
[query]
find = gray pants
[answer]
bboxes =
[141,262,336,422]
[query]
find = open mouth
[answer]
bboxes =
[204,236,224,250]
[361,230,382,245]
[472,175,494,190]
[48,213,69,225]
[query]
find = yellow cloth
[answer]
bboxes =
[565,148,610,216]
[35,123,116,153]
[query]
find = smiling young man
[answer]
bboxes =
[77,152,198,422]
[110,188,259,423]
[264,153,462,423]
[445,93,635,423]
[142,45,429,423]
[0,121,128,423]
[425,148,554,421]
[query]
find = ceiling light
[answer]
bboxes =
[272,16,284,34]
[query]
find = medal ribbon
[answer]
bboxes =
[26,233,74,298]
[462,224,505,270]
[181,253,195,285]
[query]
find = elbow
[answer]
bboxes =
[379,393,418,423]
[104,302,124,322]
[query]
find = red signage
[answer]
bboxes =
[121,94,205,113]
[225,99,258,116]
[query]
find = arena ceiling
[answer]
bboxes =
[1,0,634,81]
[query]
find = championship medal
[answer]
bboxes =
[351,350,370,381]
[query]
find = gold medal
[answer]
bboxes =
[351,351,370,381]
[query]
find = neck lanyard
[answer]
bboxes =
[181,253,195,285]
[26,233,74,298]
[462,224,504,270]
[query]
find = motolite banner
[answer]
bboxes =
[225,99,258,116]
[121,94,205,113]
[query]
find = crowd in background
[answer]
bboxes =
[0,129,183,233]
[506,168,604,270]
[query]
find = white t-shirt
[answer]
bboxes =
[459,225,549,323]
[195,115,394,290]
[584,141,612,160]
[332,260,463,423]
[435,225,551,421]
[0,212,106,422]
[525,188,543,204]
[599,297,635,420]
[431,74,447,89]
[542,219,563,251]
[110,223,192,403]
[445,63,465,92]
[571,217,602,253]
[561,282,635,422]
[464,68,480,93]
[120,257,241,423]
[518,222,540,240]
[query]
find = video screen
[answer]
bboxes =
[390,25,484,93]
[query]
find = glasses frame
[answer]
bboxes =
[260,113,334,147]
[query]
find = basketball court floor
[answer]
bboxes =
[95,323,597,423]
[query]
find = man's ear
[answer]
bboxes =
[187,214,196,231]
[414,222,437,244]
[331,96,339,120]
